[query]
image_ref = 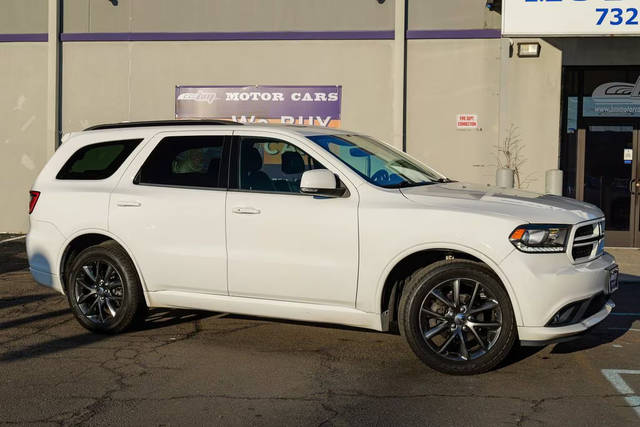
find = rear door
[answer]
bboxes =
[109,131,230,294]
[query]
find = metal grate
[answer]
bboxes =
[572,245,593,260]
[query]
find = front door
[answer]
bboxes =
[225,131,359,307]
[577,123,639,247]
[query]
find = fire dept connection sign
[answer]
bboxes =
[503,0,640,37]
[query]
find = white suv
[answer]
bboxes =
[27,121,618,374]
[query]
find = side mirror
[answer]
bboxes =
[300,169,346,197]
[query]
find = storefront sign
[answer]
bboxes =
[456,114,479,130]
[583,76,640,117]
[175,85,342,127]
[503,0,640,36]
[624,148,633,164]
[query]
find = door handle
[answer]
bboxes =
[631,179,638,195]
[116,201,142,207]
[232,207,261,215]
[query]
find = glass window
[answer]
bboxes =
[137,136,225,189]
[56,139,141,180]
[308,134,446,188]
[237,137,325,193]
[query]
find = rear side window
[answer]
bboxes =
[56,139,142,180]
[136,135,226,189]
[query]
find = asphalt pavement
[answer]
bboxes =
[1,236,639,426]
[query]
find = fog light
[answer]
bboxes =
[517,42,541,58]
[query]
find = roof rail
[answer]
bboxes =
[83,119,241,131]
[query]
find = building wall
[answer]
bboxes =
[0,43,49,232]
[499,38,563,192]
[406,36,563,193]
[0,0,48,33]
[408,0,501,30]
[62,0,395,32]
[61,40,395,145]
[406,39,501,185]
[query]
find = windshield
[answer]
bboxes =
[307,134,447,188]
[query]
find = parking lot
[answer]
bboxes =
[1,236,639,426]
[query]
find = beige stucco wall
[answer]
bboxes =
[0,43,49,233]
[63,0,395,33]
[61,40,395,144]
[406,38,562,194]
[0,0,48,33]
[406,39,502,187]
[498,38,563,193]
[408,0,501,30]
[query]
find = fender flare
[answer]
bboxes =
[373,242,523,326]
[57,228,151,304]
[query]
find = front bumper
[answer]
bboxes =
[500,250,617,344]
[519,299,615,345]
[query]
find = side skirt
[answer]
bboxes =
[145,291,383,331]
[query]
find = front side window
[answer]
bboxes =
[137,135,226,189]
[308,134,446,188]
[57,139,141,180]
[236,137,325,193]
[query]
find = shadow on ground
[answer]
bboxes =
[0,308,216,363]
[0,238,28,275]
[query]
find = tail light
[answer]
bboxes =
[29,191,40,214]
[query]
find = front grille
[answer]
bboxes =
[570,219,605,263]
[572,245,593,260]
[575,223,596,239]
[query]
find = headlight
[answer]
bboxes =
[509,224,569,253]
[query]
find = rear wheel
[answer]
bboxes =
[398,260,516,375]
[67,241,145,333]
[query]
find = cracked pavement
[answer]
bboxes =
[1,239,640,426]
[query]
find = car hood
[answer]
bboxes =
[400,182,604,225]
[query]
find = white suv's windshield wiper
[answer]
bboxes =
[383,177,454,189]
[382,181,437,189]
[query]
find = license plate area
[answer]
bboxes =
[606,265,619,294]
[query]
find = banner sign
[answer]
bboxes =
[503,0,640,36]
[583,76,640,117]
[175,85,342,127]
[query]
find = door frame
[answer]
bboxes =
[576,122,640,247]
[562,65,640,247]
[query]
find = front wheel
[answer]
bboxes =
[398,260,516,375]
[67,241,145,333]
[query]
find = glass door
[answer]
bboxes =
[561,67,640,247]
[577,124,638,247]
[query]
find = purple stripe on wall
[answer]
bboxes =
[0,33,48,42]
[406,29,502,39]
[60,31,395,42]
[0,29,503,43]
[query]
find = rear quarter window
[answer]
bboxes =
[56,139,142,180]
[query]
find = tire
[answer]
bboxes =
[398,259,516,375]
[66,241,146,333]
